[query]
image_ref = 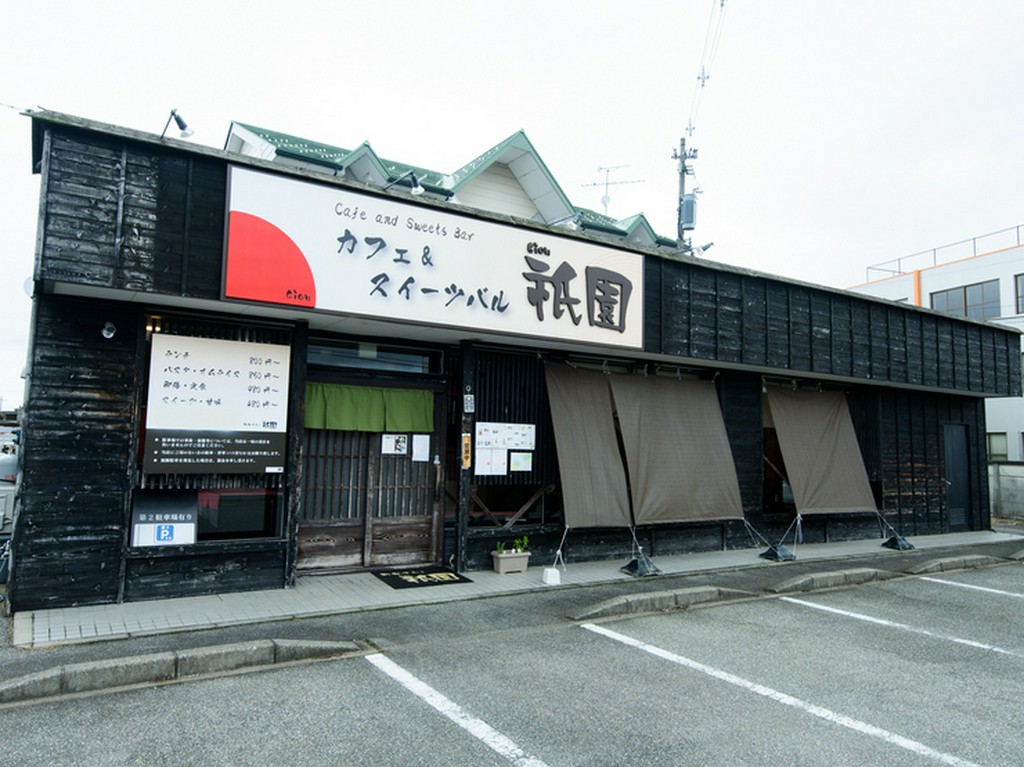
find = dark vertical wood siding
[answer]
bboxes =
[38,128,225,300]
[10,124,268,611]
[718,372,763,521]
[8,295,140,609]
[830,295,853,378]
[741,277,767,367]
[472,349,556,485]
[846,388,882,485]
[877,390,990,535]
[119,151,225,297]
[646,258,1021,397]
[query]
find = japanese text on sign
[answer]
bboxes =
[146,334,290,433]
[225,166,644,349]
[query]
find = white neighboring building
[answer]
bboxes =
[850,226,1024,462]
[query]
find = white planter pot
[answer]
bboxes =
[491,551,531,574]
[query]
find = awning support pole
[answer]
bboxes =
[620,527,661,577]
[877,510,914,550]
[759,514,801,562]
[552,527,569,570]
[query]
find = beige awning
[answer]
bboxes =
[543,364,632,529]
[765,387,877,515]
[610,375,744,524]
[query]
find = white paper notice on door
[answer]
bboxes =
[412,434,430,462]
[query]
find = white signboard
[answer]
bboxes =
[474,422,536,477]
[144,334,291,473]
[224,166,643,349]
[131,491,198,547]
[475,422,536,450]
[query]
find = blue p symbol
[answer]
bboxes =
[156,524,174,542]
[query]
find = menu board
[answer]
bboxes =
[143,334,290,474]
[474,422,536,476]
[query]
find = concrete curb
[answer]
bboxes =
[569,586,753,621]
[769,567,900,594]
[573,552,1018,621]
[904,555,1006,575]
[0,638,361,705]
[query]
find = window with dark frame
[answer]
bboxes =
[307,342,438,374]
[133,317,291,546]
[930,279,1001,320]
[1015,274,1024,314]
[987,432,1008,463]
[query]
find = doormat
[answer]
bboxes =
[373,566,474,589]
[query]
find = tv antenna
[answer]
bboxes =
[581,165,645,216]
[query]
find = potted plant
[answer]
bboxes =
[491,535,531,574]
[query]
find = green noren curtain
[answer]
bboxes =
[304,383,433,432]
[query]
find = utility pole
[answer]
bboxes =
[673,137,698,251]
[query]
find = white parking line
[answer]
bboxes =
[921,576,1024,599]
[780,596,1024,660]
[365,653,549,767]
[582,623,981,767]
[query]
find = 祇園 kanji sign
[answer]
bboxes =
[224,166,643,349]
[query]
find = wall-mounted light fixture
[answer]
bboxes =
[101,322,117,340]
[383,170,424,195]
[159,108,194,140]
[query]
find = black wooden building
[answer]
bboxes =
[7,110,1020,612]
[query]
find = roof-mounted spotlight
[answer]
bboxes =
[160,108,194,140]
[383,169,424,196]
[550,210,583,227]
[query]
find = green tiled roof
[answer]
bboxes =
[235,122,351,165]
[233,122,448,188]
[575,208,629,235]
[231,122,678,247]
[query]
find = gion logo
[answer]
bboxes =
[522,242,633,333]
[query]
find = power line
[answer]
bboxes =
[676,0,728,250]
[686,0,728,139]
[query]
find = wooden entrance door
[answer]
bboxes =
[298,425,441,572]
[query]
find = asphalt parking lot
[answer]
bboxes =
[2,559,1022,766]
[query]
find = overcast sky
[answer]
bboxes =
[2,0,1022,410]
